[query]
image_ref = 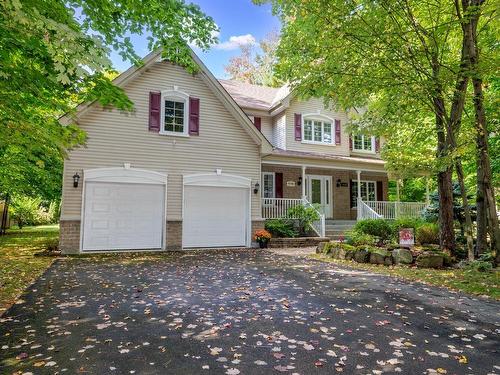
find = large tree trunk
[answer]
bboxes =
[466,0,500,264]
[433,93,455,254]
[455,161,474,260]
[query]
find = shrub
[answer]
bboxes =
[265,219,297,238]
[416,223,439,245]
[10,196,42,228]
[345,231,376,246]
[353,219,393,243]
[391,218,425,235]
[287,204,320,235]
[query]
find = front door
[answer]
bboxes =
[306,175,332,218]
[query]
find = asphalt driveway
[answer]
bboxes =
[1,249,499,374]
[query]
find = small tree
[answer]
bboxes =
[287,205,320,236]
[10,196,42,229]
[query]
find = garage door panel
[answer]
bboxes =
[83,182,165,251]
[183,185,248,248]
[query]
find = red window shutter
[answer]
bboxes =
[149,92,161,132]
[376,181,383,201]
[335,119,341,145]
[349,135,353,150]
[189,97,200,135]
[253,116,261,131]
[294,113,302,141]
[375,137,380,152]
[275,172,283,198]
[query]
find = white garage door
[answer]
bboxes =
[183,185,249,248]
[82,182,165,251]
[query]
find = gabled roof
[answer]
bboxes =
[219,79,291,111]
[60,49,273,154]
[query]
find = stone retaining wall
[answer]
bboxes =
[268,237,329,248]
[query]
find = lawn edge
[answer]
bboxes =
[309,253,499,301]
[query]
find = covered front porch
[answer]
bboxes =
[261,162,389,221]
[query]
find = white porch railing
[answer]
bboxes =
[261,197,326,237]
[358,199,427,220]
[357,199,382,220]
[262,198,304,219]
[302,198,326,238]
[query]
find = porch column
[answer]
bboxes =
[356,170,362,219]
[301,165,306,199]
[425,176,430,205]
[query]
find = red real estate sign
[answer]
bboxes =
[399,228,415,247]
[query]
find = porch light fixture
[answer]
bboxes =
[73,172,80,188]
[253,182,260,194]
[336,178,342,187]
[297,177,302,186]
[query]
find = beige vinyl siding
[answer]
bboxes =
[273,113,286,149]
[246,113,273,145]
[285,97,351,155]
[61,61,261,221]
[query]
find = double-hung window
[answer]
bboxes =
[262,172,275,199]
[351,181,376,207]
[353,135,374,152]
[161,90,189,136]
[303,118,333,145]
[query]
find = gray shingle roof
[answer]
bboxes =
[218,79,290,111]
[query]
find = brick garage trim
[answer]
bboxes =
[167,220,182,250]
[59,220,81,254]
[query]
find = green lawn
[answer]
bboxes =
[311,254,500,299]
[0,225,59,314]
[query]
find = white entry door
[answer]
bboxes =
[82,182,165,251]
[306,175,332,218]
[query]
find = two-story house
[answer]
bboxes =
[59,49,388,253]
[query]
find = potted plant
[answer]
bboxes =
[254,229,272,248]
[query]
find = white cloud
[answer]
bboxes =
[214,34,256,51]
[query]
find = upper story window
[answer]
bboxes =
[353,135,374,152]
[161,90,189,136]
[303,118,333,145]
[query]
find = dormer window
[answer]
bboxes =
[303,117,333,145]
[353,135,375,152]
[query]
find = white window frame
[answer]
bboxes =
[301,113,335,146]
[160,89,190,137]
[261,172,275,199]
[351,180,377,207]
[352,134,375,153]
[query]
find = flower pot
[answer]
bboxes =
[258,240,268,249]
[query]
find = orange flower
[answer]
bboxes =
[254,229,272,241]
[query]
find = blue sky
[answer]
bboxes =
[109,0,281,78]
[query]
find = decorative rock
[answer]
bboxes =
[416,252,444,268]
[392,248,413,265]
[354,248,370,263]
[384,256,394,266]
[369,249,391,265]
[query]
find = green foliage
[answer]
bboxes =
[416,224,440,245]
[345,231,375,246]
[265,219,297,238]
[391,218,426,234]
[0,0,217,198]
[10,196,41,228]
[462,254,494,273]
[353,219,393,243]
[9,196,59,228]
[287,204,320,235]
[388,178,432,202]
[322,242,355,255]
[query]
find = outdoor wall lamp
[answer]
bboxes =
[297,177,302,186]
[73,172,80,188]
[336,178,342,187]
[253,182,260,194]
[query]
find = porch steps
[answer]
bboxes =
[324,220,356,241]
